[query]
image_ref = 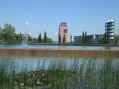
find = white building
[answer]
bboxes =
[105,19,115,43]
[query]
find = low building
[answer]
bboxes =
[94,34,104,44]
[73,36,82,43]
[73,34,94,44]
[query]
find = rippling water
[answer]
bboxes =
[0,56,119,89]
[1,44,119,50]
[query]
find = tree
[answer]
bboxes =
[82,32,87,43]
[0,26,2,40]
[47,38,53,43]
[28,35,32,42]
[1,24,16,42]
[38,33,42,43]
[0,26,2,31]
[58,32,61,43]
[0,23,23,44]
[102,33,108,44]
[15,33,23,43]
[43,32,47,43]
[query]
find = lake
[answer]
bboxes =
[0,56,119,89]
[0,44,119,51]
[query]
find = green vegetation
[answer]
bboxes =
[81,32,87,43]
[0,58,119,89]
[43,32,47,43]
[58,32,61,43]
[102,33,109,44]
[0,23,117,45]
[0,23,53,44]
[101,33,117,45]
[27,35,33,43]
[77,32,118,45]
[0,24,22,44]
[38,33,42,43]
[37,32,53,43]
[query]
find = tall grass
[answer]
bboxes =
[0,57,119,89]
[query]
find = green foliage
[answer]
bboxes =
[14,33,23,43]
[0,24,15,42]
[38,33,42,43]
[102,33,108,44]
[0,23,54,44]
[37,32,53,43]
[58,32,61,43]
[0,26,2,40]
[43,32,47,43]
[0,57,119,89]
[28,35,32,42]
[0,24,23,44]
[0,26,2,31]
[81,32,87,43]
[47,38,53,43]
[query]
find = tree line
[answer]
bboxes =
[78,31,118,44]
[37,32,52,43]
[0,23,53,44]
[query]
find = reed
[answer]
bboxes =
[0,57,119,89]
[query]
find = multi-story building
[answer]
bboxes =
[58,22,69,43]
[105,19,115,43]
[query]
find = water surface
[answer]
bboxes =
[1,44,119,50]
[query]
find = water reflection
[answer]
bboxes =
[0,56,119,89]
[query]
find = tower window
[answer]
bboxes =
[64,29,68,33]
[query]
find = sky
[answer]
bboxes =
[0,0,119,40]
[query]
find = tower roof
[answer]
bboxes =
[60,22,67,27]
[106,18,114,23]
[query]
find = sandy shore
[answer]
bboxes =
[0,48,119,58]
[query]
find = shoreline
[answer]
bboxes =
[0,48,119,58]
